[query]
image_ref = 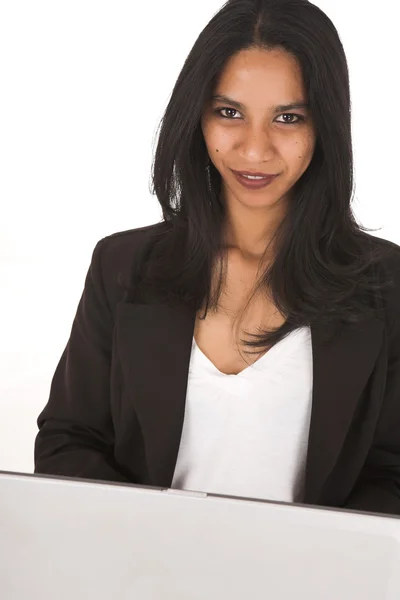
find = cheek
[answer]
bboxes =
[203,120,232,151]
[291,137,315,164]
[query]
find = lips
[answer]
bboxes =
[232,169,277,178]
[232,170,278,190]
[233,171,275,179]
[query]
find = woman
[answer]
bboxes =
[35,0,400,515]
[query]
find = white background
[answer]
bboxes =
[0,1,398,473]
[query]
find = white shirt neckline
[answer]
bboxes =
[192,329,299,378]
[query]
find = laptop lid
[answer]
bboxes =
[0,470,399,600]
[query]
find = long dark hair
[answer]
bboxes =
[122,0,398,358]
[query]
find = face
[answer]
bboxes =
[201,47,317,216]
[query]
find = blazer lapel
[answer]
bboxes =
[115,302,196,486]
[304,316,383,503]
[115,301,384,504]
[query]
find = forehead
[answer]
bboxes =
[215,48,306,101]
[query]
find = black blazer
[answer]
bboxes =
[34,222,400,516]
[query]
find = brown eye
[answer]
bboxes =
[215,108,242,119]
[275,113,304,124]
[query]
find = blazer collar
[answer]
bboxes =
[115,301,384,504]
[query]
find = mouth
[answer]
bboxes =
[232,169,278,178]
[231,169,279,190]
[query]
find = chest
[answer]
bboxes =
[193,260,286,376]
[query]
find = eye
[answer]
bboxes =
[275,113,304,124]
[214,108,304,124]
[215,107,242,119]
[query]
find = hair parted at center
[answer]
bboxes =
[120,0,399,358]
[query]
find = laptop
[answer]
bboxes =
[0,470,399,600]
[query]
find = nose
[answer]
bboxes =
[239,126,275,161]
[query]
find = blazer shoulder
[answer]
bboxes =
[93,220,170,310]
[368,232,400,255]
[367,234,400,334]
[101,220,168,259]
[370,234,400,280]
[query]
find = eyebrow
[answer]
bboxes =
[211,94,309,112]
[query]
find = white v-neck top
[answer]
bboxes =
[171,326,313,503]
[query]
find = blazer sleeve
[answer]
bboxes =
[343,253,400,516]
[34,237,130,483]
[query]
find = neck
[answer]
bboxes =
[219,189,289,262]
